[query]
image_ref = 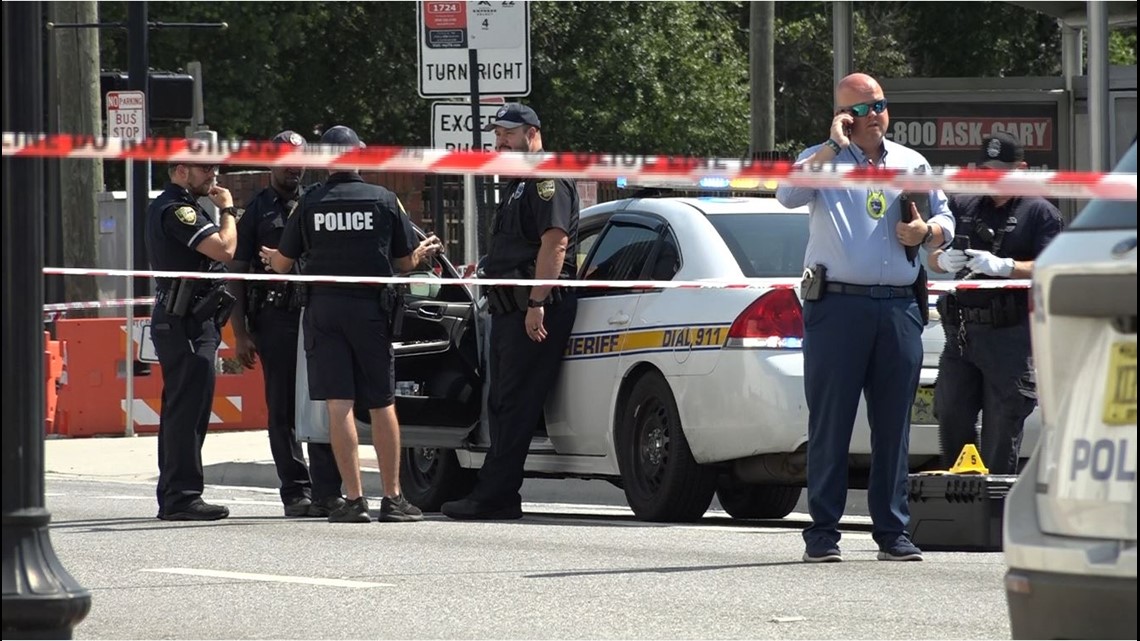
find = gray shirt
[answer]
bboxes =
[776,139,955,286]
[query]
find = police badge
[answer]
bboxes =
[175,206,198,225]
[537,179,556,201]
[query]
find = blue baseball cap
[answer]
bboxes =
[483,103,541,131]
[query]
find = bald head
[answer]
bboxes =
[835,73,883,110]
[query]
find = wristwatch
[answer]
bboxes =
[922,224,935,245]
[527,298,546,308]
[823,139,844,154]
[221,206,245,222]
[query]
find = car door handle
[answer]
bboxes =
[416,305,445,320]
[607,312,630,326]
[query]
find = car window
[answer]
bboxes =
[649,230,681,281]
[576,222,606,277]
[583,223,658,281]
[707,213,809,277]
[1068,143,1137,231]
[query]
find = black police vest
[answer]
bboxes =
[300,178,396,291]
[145,183,212,291]
[951,195,1030,308]
[484,182,538,277]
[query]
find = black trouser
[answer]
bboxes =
[935,319,1037,474]
[252,305,342,502]
[150,304,219,514]
[473,294,578,506]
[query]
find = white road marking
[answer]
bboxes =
[142,568,393,588]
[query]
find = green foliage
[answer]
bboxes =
[95,1,1127,160]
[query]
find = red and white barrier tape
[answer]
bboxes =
[43,296,155,312]
[43,266,1030,293]
[3,133,1135,201]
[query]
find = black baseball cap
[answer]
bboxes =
[980,132,1025,168]
[482,103,541,131]
[320,125,364,148]
[271,130,306,146]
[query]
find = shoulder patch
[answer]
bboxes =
[536,180,556,201]
[174,206,198,225]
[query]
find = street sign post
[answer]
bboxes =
[105,90,146,141]
[432,102,499,151]
[106,89,145,437]
[417,1,530,98]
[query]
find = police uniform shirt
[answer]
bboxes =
[277,173,416,288]
[234,183,306,271]
[483,177,580,278]
[950,194,1064,307]
[145,182,223,290]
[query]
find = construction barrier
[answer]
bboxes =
[44,331,64,435]
[52,318,267,437]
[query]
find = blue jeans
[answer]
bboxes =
[801,292,923,550]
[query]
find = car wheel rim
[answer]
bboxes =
[406,447,439,488]
[633,397,670,494]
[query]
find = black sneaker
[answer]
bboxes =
[379,494,424,522]
[328,497,371,523]
[283,496,313,518]
[309,496,347,518]
[159,499,230,522]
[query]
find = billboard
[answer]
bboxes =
[885,101,1061,170]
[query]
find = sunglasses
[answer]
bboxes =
[844,99,889,117]
[188,163,219,173]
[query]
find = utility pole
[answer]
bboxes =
[128,2,151,317]
[749,1,776,154]
[2,1,93,637]
[48,0,102,309]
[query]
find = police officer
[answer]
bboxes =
[228,130,345,518]
[267,125,441,523]
[441,103,580,521]
[929,133,1063,474]
[146,143,242,521]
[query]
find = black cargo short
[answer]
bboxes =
[302,291,394,409]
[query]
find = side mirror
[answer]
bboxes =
[406,271,441,299]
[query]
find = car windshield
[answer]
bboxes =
[1068,143,1138,231]
[707,213,809,277]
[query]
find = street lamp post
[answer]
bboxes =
[1,1,93,638]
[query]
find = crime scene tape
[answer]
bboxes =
[43,297,156,313]
[3,132,1136,201]
[43,266,1031,293]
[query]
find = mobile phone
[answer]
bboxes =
[951,235,971,251]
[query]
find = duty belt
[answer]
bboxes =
[824,282,911,299]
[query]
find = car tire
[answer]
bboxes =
[399,447,477,512]
[616,372,716,522]
[715,481,801,519]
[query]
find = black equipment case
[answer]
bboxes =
[906,473,1019,552]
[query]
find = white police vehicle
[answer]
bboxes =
[1003,142,1137,639]
[300,180,1039,522]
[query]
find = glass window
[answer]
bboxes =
[1069,143,1137,231]
[583,223,659,281]
[649,230,681,281]
[707,213,809,277]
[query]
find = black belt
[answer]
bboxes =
[825,282,911,299]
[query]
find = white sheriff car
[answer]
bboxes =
[299,188,1040,522]
[1003,142,1136,640]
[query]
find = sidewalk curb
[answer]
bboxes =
[205,461,384,495]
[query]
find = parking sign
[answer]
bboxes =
[106,90,146,141]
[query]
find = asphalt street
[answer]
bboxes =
[47,476,1013,640]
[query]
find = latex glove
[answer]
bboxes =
[936,249,969,274]
[964,249,1014,277]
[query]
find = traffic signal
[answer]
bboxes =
[99,71,194,121]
